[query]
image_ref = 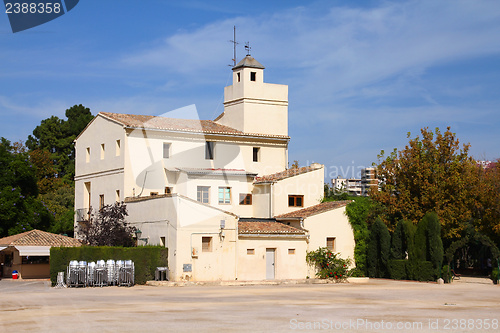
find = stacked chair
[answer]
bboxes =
[66,259,135,288]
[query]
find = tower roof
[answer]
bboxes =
[233,55,265,70]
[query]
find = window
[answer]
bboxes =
[237,72,241,82]
[116,140,121,156]
[326,237,336,251]
[288,249,296,255]
[253,147,260,162]
[86,147,90,163]
[247,249,255,255]
[163,142,171,159]
[202,237,212,252]
[239,193,252,205]
[100,144,105,160]
[160,236,166,247]
[288,195,304,207]
[99,194,104,209]
[218,187,231,204]
[205,141,215,160]
[22,256,49,264]
[250,71,256,81]
[197,186,210,204]
[116,190,120,203]
[165,187,172,194]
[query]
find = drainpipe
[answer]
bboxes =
[235,217,239,281]
[269,183,274,218]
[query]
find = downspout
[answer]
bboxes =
[270,183,274,218]
[235,217,239,280]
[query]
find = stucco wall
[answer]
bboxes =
[272,166,325,216]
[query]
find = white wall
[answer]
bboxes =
[304,206,355,272]
[238,236,307,280]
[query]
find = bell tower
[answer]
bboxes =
[215,55,288,136]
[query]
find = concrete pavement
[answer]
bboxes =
[0,278,499,332]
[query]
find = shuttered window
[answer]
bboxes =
[326,237,336,251]
[202,237,212,252]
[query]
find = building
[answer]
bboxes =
[361,167,378,196]
[74,55,355,281]
[0,229,81,279]
[332,177,362,196]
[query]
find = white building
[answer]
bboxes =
[74,55,355,281]
[332,177,362,196]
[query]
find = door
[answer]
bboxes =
[266,248,275,279]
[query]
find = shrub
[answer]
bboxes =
[367,217,391,278]
[407,260,435,281]
[50,246,167,285]
[491,268,499,284]
[306,247,351,282]
[442,265,452,283]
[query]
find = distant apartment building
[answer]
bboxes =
[361,167,378,196]
[332,177,362,196]
[332,167,379,197]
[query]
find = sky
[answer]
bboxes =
[1,0,499,181]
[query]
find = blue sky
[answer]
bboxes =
[1,0,499,180]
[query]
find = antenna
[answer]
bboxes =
[229,25,238,67]
[245,42,251,56]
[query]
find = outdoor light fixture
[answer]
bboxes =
[135,229,148,245]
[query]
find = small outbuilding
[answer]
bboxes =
[0,229,81,279]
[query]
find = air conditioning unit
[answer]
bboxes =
[191,247,199,258]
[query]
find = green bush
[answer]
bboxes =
[50,246,167,285]
[491,268,499,284]
[414,260,435,281]
[306,247,351,281]
[389,260,407,280]
[367,217,391,278]
[442,265,452,283]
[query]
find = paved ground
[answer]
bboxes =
[0,277,499,332]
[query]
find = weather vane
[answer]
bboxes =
[245,42,251,56]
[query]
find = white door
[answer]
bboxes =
[266,248,275,279]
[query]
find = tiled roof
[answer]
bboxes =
[99,112,289,139]
[276,201,351,219]
[233,56,265,70]
[100,112,243,135]
[0,229,82,247]
[238,219,306,235]
[254,165,323,184]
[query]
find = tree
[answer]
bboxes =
[367,217,391,278]
[472,160,500,243]
[78,202,136,247]
[42,185,75,237]
[0,138,54,236]
[26,104,93,183]
[372,127,477,239]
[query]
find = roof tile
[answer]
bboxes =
[276,201,351,218]
[0,229,82,247]
[254,165,322,184]
[238,219,305,235]
[99,112,289,139]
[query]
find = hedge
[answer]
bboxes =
[50,246,168,286]
[388,260,407,280]
[388,260,435,281]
